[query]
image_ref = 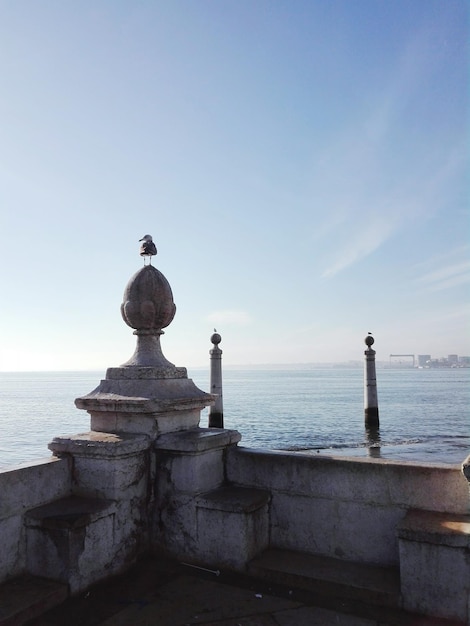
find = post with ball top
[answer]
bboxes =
[364,333,379,428]
[209,330,224,428]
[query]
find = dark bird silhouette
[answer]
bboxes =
[139,235,157,264]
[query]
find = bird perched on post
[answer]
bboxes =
[139,234,157,264]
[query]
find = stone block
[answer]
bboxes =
[154,429,242,495]
[155,449,225,494]
[25,496,119,594]
[195,487,270,570]
[49,432,150,500]
[89,409,200,436]
[398,509,470,622]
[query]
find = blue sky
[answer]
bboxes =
[0,1,468,371]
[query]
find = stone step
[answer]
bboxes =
[248,548,401,609]
[24,496,117,595]
[194,486,271,570]
[196,485,271,513]
[0,575,68,626]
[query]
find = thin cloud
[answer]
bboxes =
[417,260,470,293]
[321,215,396,279]
[310,24,467,280]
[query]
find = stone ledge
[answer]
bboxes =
[155,428,241,453]
[49,432,150,458]
[24,496,116,530]
[249,548,401,609]
[397,509,470,548]
[75,378,214,414]
[196,486,270,513]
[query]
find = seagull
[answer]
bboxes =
[139,235,157,265]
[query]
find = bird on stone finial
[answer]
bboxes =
[139,235,157,265]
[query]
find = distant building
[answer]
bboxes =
[418,355,431,367]
[448,354,459,364]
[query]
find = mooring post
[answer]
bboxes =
[364,334,379,428]
[209,330,223,428]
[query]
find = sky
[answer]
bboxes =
[0,0,468,371]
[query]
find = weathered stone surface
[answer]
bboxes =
[0,457,71,521]
[106,366,187,380]
[120,265,176,331]
[49,431,149,459]
[225,447,469,567]
[196,486,270,514]
[155,428,241,453]
[25,497,118,594]
[397,509,470,548]
[398,510,470,622]
[89,408,200,436]
[0,458,72,582]
[196,488,270,569]
[76,377,213,411]
[0,514,25,581]
[227,448,469,512]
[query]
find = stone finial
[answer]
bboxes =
[119,265,176,368]
[211,330,222,347]
[121,265,176,331]
[75,249,214,431]
[365,333,374,348]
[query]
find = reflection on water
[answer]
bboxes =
[366,426,381,458]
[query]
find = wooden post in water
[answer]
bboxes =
[364,334,379,428]
[209,330,223,428]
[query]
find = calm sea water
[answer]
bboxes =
[0,367,468,470]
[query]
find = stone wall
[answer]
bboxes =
[226,447,469,566]
[0,440,468,620]
[0,457,71,582]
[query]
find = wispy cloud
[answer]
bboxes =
[320,215,395,279]
[206,310,252,326]
[310,25,467,280]
[416,260,470,293]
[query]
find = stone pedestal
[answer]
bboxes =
[75,365,213,437]
[37,431,152,591]
[152,428,259,564]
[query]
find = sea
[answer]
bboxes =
[0,367,468,470]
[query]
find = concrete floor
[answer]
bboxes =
[19,555,464,626]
